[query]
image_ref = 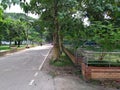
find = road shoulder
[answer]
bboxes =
[41,50,118,90]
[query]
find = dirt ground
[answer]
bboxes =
[41,50,120,90]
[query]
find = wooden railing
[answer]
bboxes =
[63,47,76,64]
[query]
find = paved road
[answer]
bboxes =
[0,44,53,90]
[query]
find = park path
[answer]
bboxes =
[0,44,118,90]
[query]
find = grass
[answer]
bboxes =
[88,79,101,84]
[86,53,120,67]
[83,46,102,52]
[83,49,120,67]
[50,53,73,67]
[94,53,120,61]
[0,45,11,51]
[0,45,27,51]
[64,45,120,67]
[87,60,120,67]
[87,53,120,62]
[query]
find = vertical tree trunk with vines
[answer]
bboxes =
[52,0,61,61]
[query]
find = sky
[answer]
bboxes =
[5,0,39,19]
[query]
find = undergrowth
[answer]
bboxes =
[50,53,73,67]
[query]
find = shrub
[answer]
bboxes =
[87,60,120,67]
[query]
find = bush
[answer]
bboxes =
[50,53,73,67]
[87,60,120,67]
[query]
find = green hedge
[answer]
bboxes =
[87,60,120,67]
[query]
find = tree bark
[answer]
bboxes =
[52,0,61,61]
[17,40,21,47]
[58,27,63,54]
[0,40,1,46]
[15,41,17,45]
[9,40,12,47]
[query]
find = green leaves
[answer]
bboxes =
[87,20,120,51]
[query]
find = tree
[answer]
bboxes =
[21,0,81,60]
[80,0,120,60]
[3,18,23,47]
[81,0,120,49]
[0,6,4,45]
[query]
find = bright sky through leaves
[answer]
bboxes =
[5,0,39,19]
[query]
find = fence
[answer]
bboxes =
[81,51,120,67]
[76,49,120,80]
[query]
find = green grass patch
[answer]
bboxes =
[0,46,10,51]
[0,45,27,51]
[87,60,120,67]
[83,51,120,67]
[82,46,102,52]
[50,59,73,67]
[50,53,73,67]
[88,79,101,85]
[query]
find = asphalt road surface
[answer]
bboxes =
[0,44,53,90]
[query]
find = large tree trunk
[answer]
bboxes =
[52,30,61,61]
[53,43,60,61]
[9,40,12,47]
[0,40,2,46]
[15,41,17,45]
[59,28,63,54]
[17,40,21,47]
[52,0,61,61]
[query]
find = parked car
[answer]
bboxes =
[82,41,100,48]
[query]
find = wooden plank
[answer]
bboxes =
[63,47,76,64]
